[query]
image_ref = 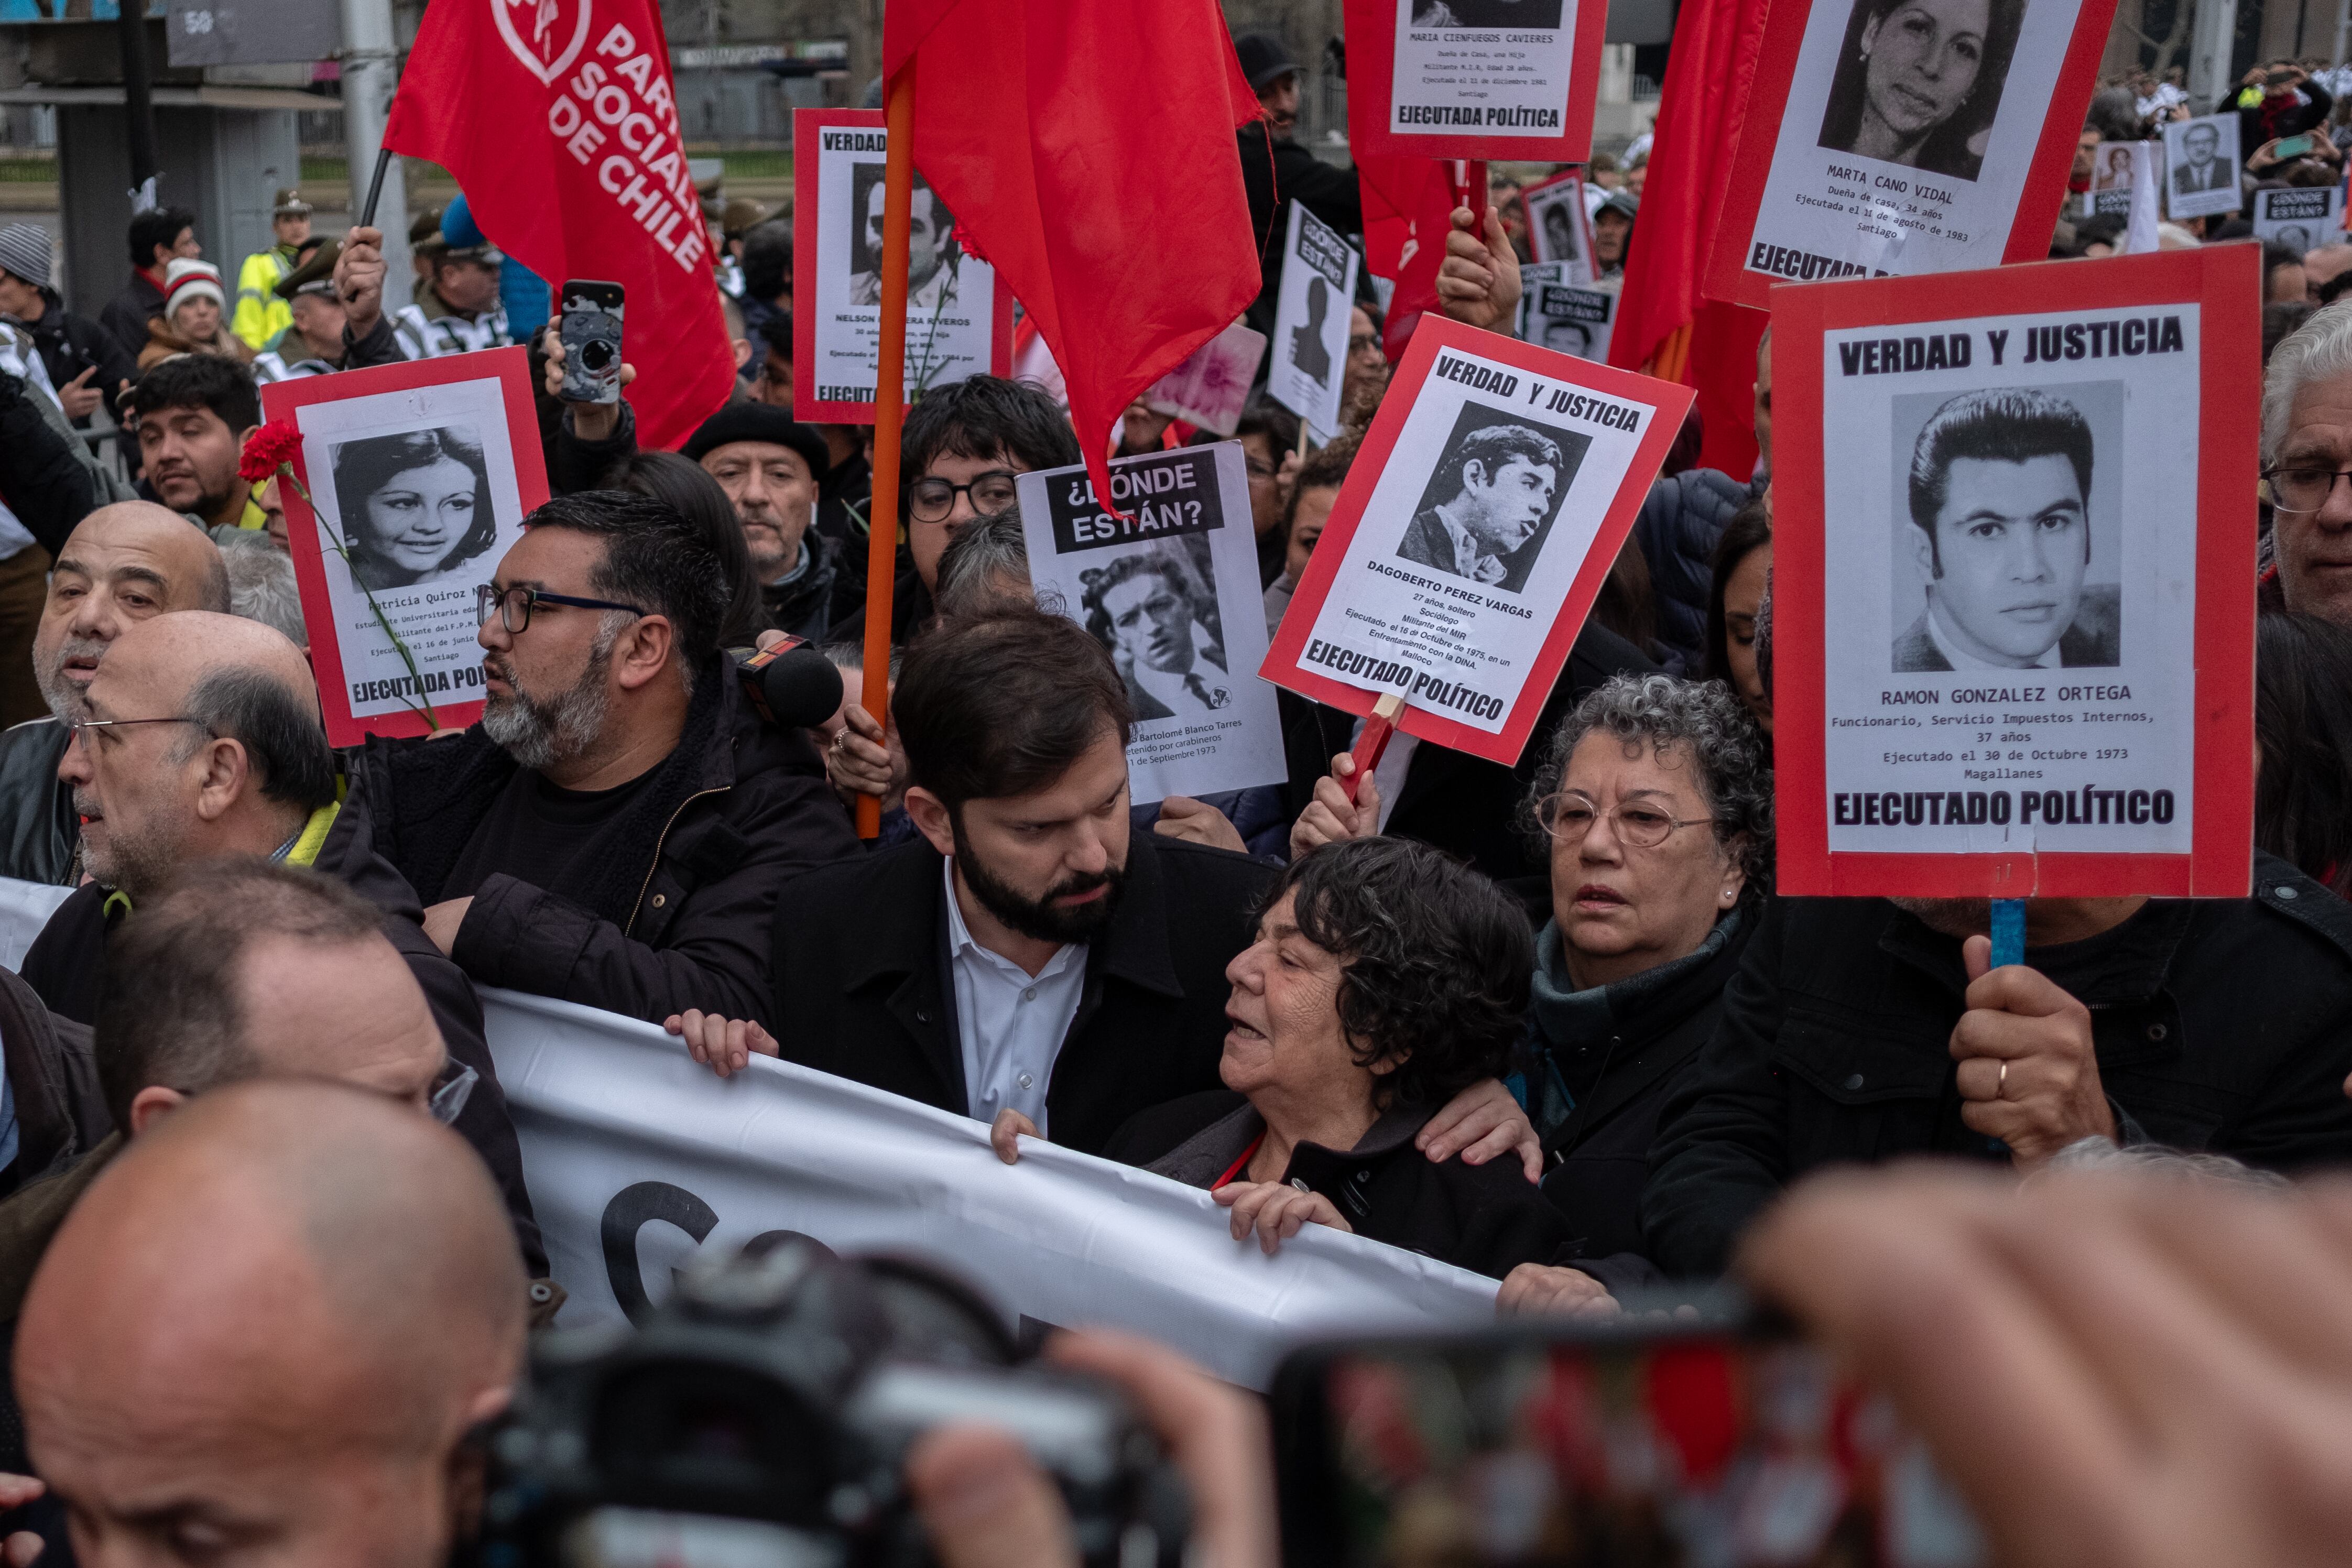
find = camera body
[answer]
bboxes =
[476,1241,1189,1568]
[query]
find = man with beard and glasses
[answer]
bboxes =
[676,611,1545,1175]
[12,612,548,1277]
[0,502,227,885]
[343,490,858,1030]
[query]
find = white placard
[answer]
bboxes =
[293,375,528,723]
[2252,184,2343,254]
[1522,175,1594,276]
[1016,445,1287,804]
[1818,306,2201,856]
[1389,0,1582,140]
[1518,263,1615,361]
[1268,204,1360,441]
[2162,113,2242,220]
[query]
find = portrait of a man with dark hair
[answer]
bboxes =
[1397,421,1567,591]
[1892,386,2121,672]
[1080,544,1233,720]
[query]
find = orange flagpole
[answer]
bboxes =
[856,63,916,841]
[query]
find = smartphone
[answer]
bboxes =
[558,279,626,404]
[2273,134,2316,160]
[1272,1297,1987,1568]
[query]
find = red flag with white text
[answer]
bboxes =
[383,0,735,450]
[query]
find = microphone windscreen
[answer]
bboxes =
[758,647,845,731]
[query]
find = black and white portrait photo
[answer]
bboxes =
[846,161,961,311]
[1396,404,1590,594]
[1815,0,2025,182]
[2162,113,2242,219]
[1890,386,2121,673]
[1409,0,1565,26]
[329,425,499,594]
[1080,539,1234,720]
[1521,177,1589,270]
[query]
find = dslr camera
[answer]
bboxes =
[475,1239,1191,1568]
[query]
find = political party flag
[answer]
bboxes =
[383,0,736,451]
[1608,0,1771,478]
[881,0,1262,518]
[1354,153,1452,363]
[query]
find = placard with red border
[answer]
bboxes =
[1772,247,2255,899]
[791,107,1015,426]
[1519,168,1596,270]
[1701,0,2118,311]
[1261,315,1692,766]
[1343,0,1605,164]
[263,348,548,749]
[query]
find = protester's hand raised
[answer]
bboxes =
[1214,1179,1351,1254]
[665,1008,777,1080]
[335,226,387,335]
[540,323,638,445]
[1741,1164,2352,1568]
[1118,396,1174,456]
[1418,1077,1543,1181]
[1497,1263,1620,1318]
[1155,796,1245,853]
[1289,750,1379,861]
[1950,936,2115,1168]
[1435,203,1522,332]
[826,700,898,807]
[56,365,102,422]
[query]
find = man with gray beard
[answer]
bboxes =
[343,490,857,1028]
[0,501,226,884]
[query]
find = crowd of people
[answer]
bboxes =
[1,19,2351,1567]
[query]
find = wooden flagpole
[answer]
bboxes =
[856,63,917,841]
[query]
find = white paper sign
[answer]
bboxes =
[1268,205,1360,441]
[1016,445,1287,805]
[2162,113,2242,220]
[1817,306,2201,856]
[1389,0,1582,140]
[1746,0,2089,278]
[1522,176,1594,275]
[292,375,528,723]
[2253,184,2343,254]
[1518,263,1615,361]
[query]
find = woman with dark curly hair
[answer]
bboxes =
[1093,836,1576,1280]
[1499,673,1771,1316]
[331,426,499,593]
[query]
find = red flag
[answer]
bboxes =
[1354,154,1451,363]
[383,0,734,451]
[882,0,1261,514]
[1607,0,1772,478]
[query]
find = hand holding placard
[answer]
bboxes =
[1291,749,1384,862]
[1950,934,2117,1168]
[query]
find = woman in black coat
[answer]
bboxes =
[1509,673,1772,1305]
[1010,836,1574,1282]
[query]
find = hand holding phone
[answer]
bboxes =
[2273,133,2316,160]
[558,279,626,405]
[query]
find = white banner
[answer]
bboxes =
[0,880,1494,1389]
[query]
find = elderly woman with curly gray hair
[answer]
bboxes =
[1492,673,1773,1317]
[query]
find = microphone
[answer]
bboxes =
[735,641,844,730]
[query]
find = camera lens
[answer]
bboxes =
[582,341,615,371]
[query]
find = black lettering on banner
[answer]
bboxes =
[1836,334,1973,376]
[2261,189,2334,221]
[1832,787,2175,831]
[821,130,887,153]
[1047,449,1225,554]
[1296,211,1351,291]
[600,1182,837,1328]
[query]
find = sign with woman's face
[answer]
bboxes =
[261,346,548,746]
[1702,0,2117,308]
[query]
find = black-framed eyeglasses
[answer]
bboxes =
[1540,795,1716,850]
[2263,466,2352,513]
[908,470,1020,524]
[475,583,648,635]
[62,715,213,750]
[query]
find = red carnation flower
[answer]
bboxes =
[238,420,302,485]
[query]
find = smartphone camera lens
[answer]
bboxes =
[582,341,616,371]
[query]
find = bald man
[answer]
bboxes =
[15,613,546,1276]
[0,502,225,885]
[17,1080,525,1567]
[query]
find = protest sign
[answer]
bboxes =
[2079,138,2145,218]
[1342,0,1607,162]
[1017,444,1287,804]
[1145,319,1268,437]
[790,107,1014,424]
[263,349,547,747]
[1701,0,2118,309]
[1769,246,2257,898]
[1518,263,1616,361]
[2253,184,2344,254]
[1262,316,1691,765]
[2162,113,2242,221]
[1520,169,1594,274]
[1268,205,1362,441]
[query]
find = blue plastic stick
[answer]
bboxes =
[1989,898,2026,968]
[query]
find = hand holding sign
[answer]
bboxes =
[1290,751,1382,861]
[1436,204,1523,333]
[1950,934,2116,1167]
[335,225,387,336]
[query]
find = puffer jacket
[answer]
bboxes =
[1631,467,1760,673]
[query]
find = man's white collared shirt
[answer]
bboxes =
[944,857,1086,1135]
[1434,508,1509,584]
[1925,601,2061,672]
